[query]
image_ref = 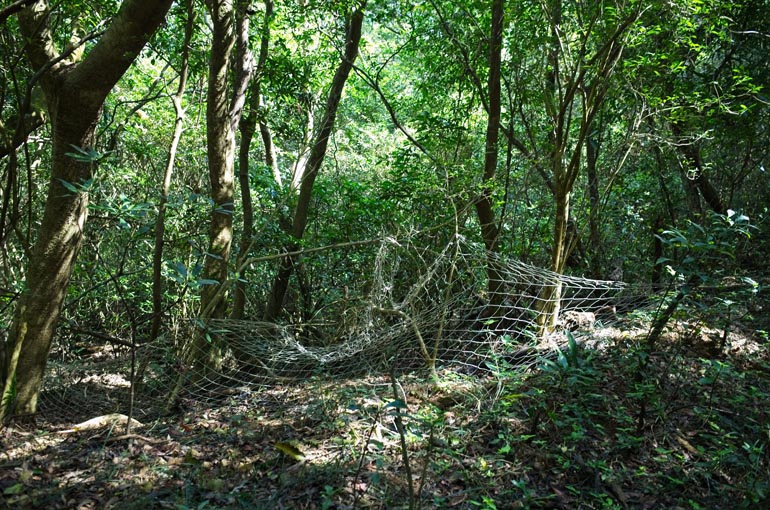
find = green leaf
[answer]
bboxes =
[174,262,188,278]
[65,144,108,163]
[57,179,79,193]
[3,483,23,495]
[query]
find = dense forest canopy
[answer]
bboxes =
[0,0,769,507]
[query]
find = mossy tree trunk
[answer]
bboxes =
[192,0,254,374]
[199,0,238,324]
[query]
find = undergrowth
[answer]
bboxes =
[2,329,769,510]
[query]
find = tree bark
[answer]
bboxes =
[0,0,36,25]
[678,165,703,218]
[232,0,274,320]
[263,2,366,322]
[474,0,504,311]
[231,104,257,321]
[199,0,237,322]
[651,214,664,291]
[671,122,726,217]
[186,0,255,378]
[536,2,635,333]
[199,0,255,321]
[151,0,195,342]
[259,119,281,186]
[536,0,565,334]
[1,0,173,422]
[290,96,316,192]
[679,142,725,215]
[586,126,602,279]
[538,186,570,331]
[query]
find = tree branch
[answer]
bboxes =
[0,0,36,24]
[69,0,174,98]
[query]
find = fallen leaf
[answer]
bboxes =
[275,441,305,461]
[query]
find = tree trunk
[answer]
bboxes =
[650,123,677,226]
[264,2,366,322]
[189,0,254,377]
[231,107,257,321]
[232,0,274,320]
[198,0,255,319]
[259,118,281,186]
[678,163,703,218]
[587,126,602,279]
[474,0,504,316]
[534,0,633,334]
[536,0,565,334]
[199,0,237,322]
[537,187,570,333]
[290,97,316,192]
[0,0,37,24]
[687,147,725,215]
[651,214,664,291]
[1,0,172,422]
[151,0,195,342]
[672,122,725,217]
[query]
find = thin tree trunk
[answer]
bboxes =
[290,98,316,192]
[260,119,281,187]
[474,0,504,314]
[1,0,172,422]
[672,122,725,216]
[231,109,257,320]
[650,123,677,225]
[587,126,601,279]
[536,0,564,334]
[151,0,195,342]
[264,2,366,322]
[647,274,699,348]
[538,187,570,332]
[651,214,664,291]
[232,0,273,320]
[535,1,633,333]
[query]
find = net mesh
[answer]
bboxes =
[38,235,651,423]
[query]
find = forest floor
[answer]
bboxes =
[2,317,770,510]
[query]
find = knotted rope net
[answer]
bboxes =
[39,235,650,423]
